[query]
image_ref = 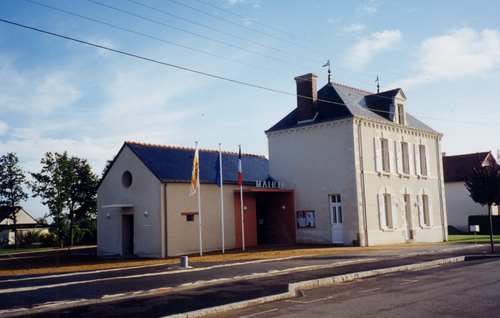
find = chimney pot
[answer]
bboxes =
[295,73,318,122]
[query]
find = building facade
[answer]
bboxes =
[97,142,295,258]
[266,73,448,246]
[443,152,498,232]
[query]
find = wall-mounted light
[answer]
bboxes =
[414,202,419,207]
[243,206,248,211]
[106,213,111,219]
[396,202,400,207]
[144,211,149,217]
[281,205,286,210]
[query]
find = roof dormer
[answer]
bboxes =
[394,89,407,125]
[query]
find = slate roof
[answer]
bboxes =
[266,81,436,133]
[443,152,495,183]
[104,142,269,186]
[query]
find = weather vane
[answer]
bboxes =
[375,76,380,93]
[323,60,331,83]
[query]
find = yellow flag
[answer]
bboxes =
[189,147,199,196]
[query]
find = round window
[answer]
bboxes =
[122,171,132,188]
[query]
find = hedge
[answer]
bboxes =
[468,215,500,235]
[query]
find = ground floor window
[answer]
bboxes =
[378,192,396,230]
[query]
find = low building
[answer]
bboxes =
[443,152,498,232]
[97,142,295,258]
[0,207,49,244]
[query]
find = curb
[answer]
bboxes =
[165,256,466,318]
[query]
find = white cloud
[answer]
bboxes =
[0,121,7,135]
[347,30,402,65]
[357,0,382,15]
[328,17,343,24]
[344,23,366,32]
[399,28,500,88]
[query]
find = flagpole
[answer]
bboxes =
[196,142,202,256]
[239,145,245,251]
[219,143,225,254]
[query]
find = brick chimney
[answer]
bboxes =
[295,73,318,122]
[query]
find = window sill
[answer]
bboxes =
[378,172,391,177]
[418,175,428,180]
[381,228,396,232]
[420,225,433,229]
[399,173,411,179]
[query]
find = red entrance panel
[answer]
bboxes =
[234,192,257,248]
[234,189,295,248]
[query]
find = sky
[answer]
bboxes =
[1,0,500,220]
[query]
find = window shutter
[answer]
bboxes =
[391,193,397,229]
[378,194,385,229]
[428,194,434,226]
[417,195,424,227]
[408,143,413,175]
[414,144,421,176]
[374,137,382,173]
[388,139,393,173]
[395,141,402,174]
[425,145,430,176]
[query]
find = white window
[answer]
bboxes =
[396,142,410,174]
[418,194,433,227]
[419,145,428,176]
[330,194,342,224]
[378,193,397,230]
[374,137,392,173]
[397,104,405,125]
[414,144,429,176]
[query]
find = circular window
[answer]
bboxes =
[122,171,133,188]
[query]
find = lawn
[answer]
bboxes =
[448,234,500,244]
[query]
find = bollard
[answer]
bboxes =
[180,256,188,268]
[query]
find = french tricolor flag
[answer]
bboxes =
[238,146,242,186]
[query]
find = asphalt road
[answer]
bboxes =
[0,244,496,317]
[215,257,500,318]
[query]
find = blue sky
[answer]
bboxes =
[1,0,500,219]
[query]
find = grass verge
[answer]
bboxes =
[448,234,500,244]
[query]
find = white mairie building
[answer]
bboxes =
[266,73,447,246]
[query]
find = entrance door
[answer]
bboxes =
[330,194,343,244]
[404,195,412,240]
[122,214,134,256]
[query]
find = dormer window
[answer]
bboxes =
[397,104,405,125]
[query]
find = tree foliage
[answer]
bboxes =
[0,153,28,249]
[30,152,98,247]
[464,159,500,253]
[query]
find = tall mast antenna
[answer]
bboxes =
[323,60,331,83]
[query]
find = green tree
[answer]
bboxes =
[464,160,500,253]
[67,156,98,246]
[0,153,28,249]
[30,152,71,248]
[30,152,98,247]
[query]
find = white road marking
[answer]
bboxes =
[358,287,382,293]
[286,295,335,304]
[0,258,375,295]
[239,308,278,317]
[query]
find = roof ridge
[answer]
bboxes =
[443,151,490,158]
[125,141,266,158]
[331,81,373,94]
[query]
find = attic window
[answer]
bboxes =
[122,171,133,188]
[397,104,405,125]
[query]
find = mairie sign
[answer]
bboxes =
[255,180,285,189]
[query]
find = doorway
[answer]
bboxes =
[122,214,134,256]
[330,194,343,244]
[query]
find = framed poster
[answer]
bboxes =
[297,211,315,228]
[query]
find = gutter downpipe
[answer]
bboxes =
[435,136,448,241]
[358,118,369,246]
